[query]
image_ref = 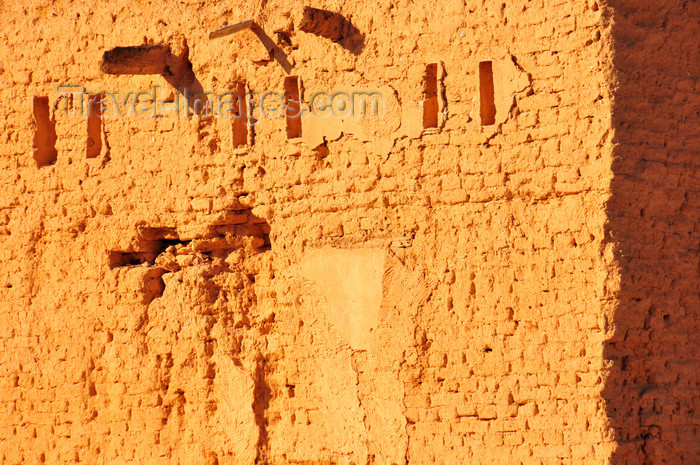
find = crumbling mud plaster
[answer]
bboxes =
[0,0,697,465]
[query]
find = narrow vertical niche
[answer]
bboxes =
[284,76,302,139]
[232,82,248,147]
[479,61,496,126]
[32,96,58,166]
[422,63,439,129]
[86,94,104,158]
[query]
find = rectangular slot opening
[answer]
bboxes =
[231,82,248,147]
[86,94,104,158]
[32,96,58,167]
[422,63,439,129]
[479,61,496,126]
[284,76,302,139]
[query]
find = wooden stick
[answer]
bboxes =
[209,19,254,40]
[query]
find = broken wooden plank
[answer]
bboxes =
[209,19,254,39]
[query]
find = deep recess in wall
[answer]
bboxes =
[109,211,272,271]
[284,76,302,139]
[32,96,58,166]
[86,94,103,158]
[423,63,439,129]
[479,61,496,126]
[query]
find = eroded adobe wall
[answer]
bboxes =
[603,1,700,464]
[0,0,625,464]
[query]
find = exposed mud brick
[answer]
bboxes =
[0,0,697,464]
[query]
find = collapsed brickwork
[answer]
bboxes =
[0,1,697,464]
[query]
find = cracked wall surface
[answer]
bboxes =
[0,0,697,464]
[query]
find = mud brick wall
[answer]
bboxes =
[602,1,700,464]
[0,0,697,464]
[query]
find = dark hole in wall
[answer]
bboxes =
[479,61,496,126]
[156,238,184,251]
[109,213,273,271]
[231,81,248,147]
[109,229,185,269]
[284,76,302,139]
[32,96,58,166]
[109,213,273,309]
[423,63,439,129]
[109,251,157,268]
[86,94,104,158]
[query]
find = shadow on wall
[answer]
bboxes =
[603,1,700,464]
[250,8,365,74]
[298,7,365,55]
[251,24,293,74]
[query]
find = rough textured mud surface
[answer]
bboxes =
[0,1,697,464]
